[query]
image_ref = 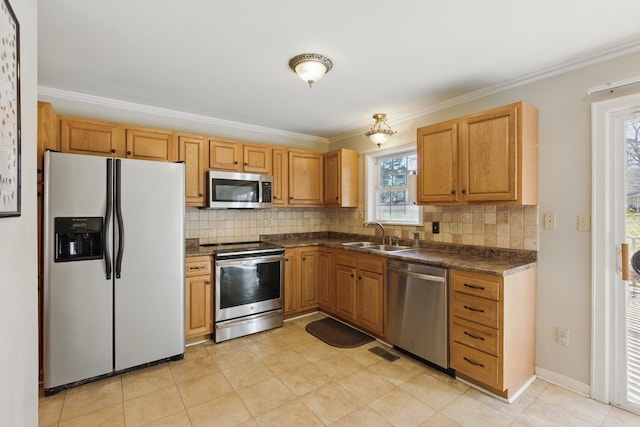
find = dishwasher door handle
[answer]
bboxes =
[388,268,446,283]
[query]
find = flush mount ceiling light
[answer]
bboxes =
[288,53,333,87]
[365,113,397,147]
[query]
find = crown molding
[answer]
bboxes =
[38,86,330,144]
[330,37,640,144]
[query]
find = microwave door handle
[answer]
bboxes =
[115,159,125,278]
[104,158,113,280]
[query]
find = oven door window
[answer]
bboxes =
[219,260,281,309]
[212,179,259,203]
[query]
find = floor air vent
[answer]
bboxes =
[368,346,400,362]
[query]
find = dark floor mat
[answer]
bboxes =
[305,317,374,348]
[368,345,400,362]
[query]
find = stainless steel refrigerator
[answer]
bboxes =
[43,151,185,394]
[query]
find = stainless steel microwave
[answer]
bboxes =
[206,170,273,208]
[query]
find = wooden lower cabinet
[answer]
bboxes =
[449,268,536,399]
[284,248,331,318]
[185,256,213,343]
[331,249,386,338]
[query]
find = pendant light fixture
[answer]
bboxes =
[289,53,333,87]
[365,113,397,147]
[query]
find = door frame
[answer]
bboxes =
[592,92,640,405]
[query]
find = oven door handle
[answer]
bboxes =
[216,255,284,267]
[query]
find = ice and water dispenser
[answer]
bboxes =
[54,217,103,262]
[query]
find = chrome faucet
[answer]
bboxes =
[364,221,385,244]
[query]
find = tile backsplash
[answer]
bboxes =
[186,204,538,250]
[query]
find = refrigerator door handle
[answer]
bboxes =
[115,159,125,278]
[104,158,113,280]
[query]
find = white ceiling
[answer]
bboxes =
[38,0,640,141]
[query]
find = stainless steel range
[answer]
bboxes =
[201,241,285,342]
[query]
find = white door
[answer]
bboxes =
[592,93,640,414]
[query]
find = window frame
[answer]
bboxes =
[364,144,423,226]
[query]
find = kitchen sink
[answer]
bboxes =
[341,242,413,252]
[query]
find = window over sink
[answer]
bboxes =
[365,145,423,226]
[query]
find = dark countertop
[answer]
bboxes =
[186,233,537,277]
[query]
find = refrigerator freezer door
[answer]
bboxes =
[114,158,185,371]
[43,152,113,389]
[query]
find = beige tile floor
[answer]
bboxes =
[39,313,640,426]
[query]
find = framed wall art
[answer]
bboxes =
[0,0,20,217]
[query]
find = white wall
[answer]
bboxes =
[335,50,640,390]
[0,0,38,425]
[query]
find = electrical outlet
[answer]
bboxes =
[450,222,462,235]
[556,328,570,346]
[577,215,591,232]
[432,221,440,234]
[543,213,556,230]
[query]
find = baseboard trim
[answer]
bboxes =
[535,366,591,396]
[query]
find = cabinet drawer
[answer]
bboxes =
[451,292,500,328]
[451,271,500,301]
[185,256,212,277]
[357,254,384,275]
[451,342,500,389]
[451,317,499,356]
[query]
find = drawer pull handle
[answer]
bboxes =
[464,357,485,368]
[464,283,485,291]
[464,331,485,341]
[464,305,485,313]
[189,266,206,271]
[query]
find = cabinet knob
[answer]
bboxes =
[335,196,339,200]
[244,162,248,166]
[451,190,456,195]
[37,168,42,174]
[127,150,132,155]
[302,257,306,261]
[205,280,211,285]
[461,189,467,195]
[350,273,354,278]
[289,197,293,200]
[358,276,362,280]
[198,193,203,197]
[234,161,238,164]
[111,149,116,153]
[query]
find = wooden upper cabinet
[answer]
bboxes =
[324,148,359,207]
[416,101,538,205]
[208,138,272,173]
[243,144,272,174]
[60,117,125,157]
[208,138,242,171]
[288,150,324,205]
[125,127,177,162]
[272,148,288,205]
[417,120,459,203]
[37,102,59,182]
[177,133,207,207]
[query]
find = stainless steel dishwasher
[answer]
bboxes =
[387,260,449,369]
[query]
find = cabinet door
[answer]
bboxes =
[185,275,213,337]
[324,151,340,205]
[317,250,333,310]
[243,144,272,174]
[208,138,241,171]
[272,148,288,205]
[60,117,125,157]
[324,149,359,207]
[460,107,517,201]
[125,128,176,162]
[178,134,207,206]
[288,150,324,205]
[358,269,385,336]
[284,249,300,315]
[334,263,357,322]
[300,250,319,310]
[417,120,459,203]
